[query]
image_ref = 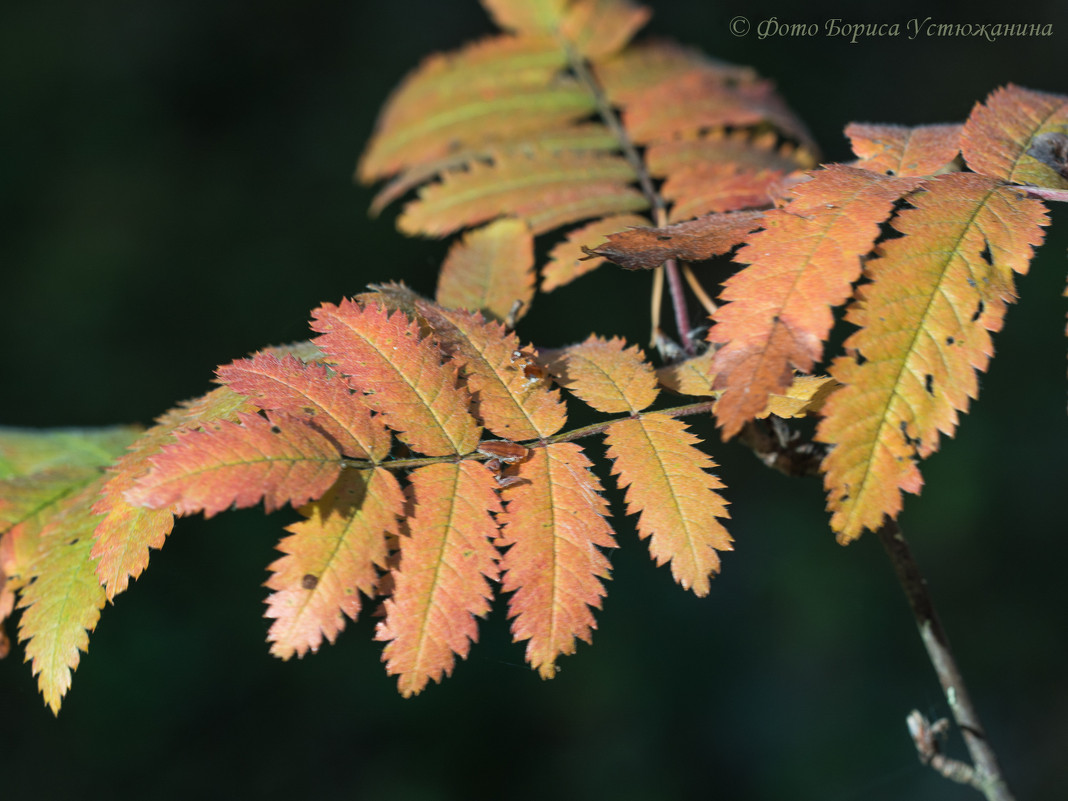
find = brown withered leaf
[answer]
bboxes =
[583,210,765,270]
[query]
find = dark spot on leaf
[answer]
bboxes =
[344,587,354,595]
[68,538,80,546]
[946,336,955,345]
[302,406,316,417]
[924,374,934,395]
[657,235,672,241]
[301,574,319,590]
[966,277,977,288]
[270,425,282,434]
[971,300,984,322]
[885,169,894,176]
[979,240,993,266]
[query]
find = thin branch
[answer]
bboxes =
[340,400,718,472]
[1015,185,1068,203]
[876,521,1015,801]
[562,41,695,352]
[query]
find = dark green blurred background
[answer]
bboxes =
[2,2,1066,799]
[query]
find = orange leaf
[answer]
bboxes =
[125,411,342,518]
[586,210,764,270]
[541,213,649,292]
[414,304,567,440]
[558,0,651,60]
[623,69,814,152]
[265,468,403,660]
[961,84,1068,189]
[398,149,645,237]
[605,414,730,596]
[845,123,962,176]
[646,129,816,177]
[817,173,1049,541]
[498,443,615,678]
[369,124,617,217]
[657,350,718,396]
[435,218,535,323]
[376,461,502,696]
[665,164,784,222]
[311,300,481,456]
[596,41,756,105]
[709,166,921,438]
[357,35,581,182]
[216,352,391,461]
[91,386,257,599]
[545,335,659,413]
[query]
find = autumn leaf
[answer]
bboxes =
[416,304,567,440]
[605,413,730,596]
[377,461,502,696]
[960,84,1068,189]
[544,335,659,413]
[817,173,1048,541]
[498,444,615,678]
[266,468,404,659]
[586,210,764,270]
[91,386,256,599]
[845,122,962,177]
[541,213,649,292]
[664,164,784,222]
[398,149,646,237]
[216,352,391,462]
[709,166,921,438]
[126,411,342,518]
[311,300,481,457]
[17,480,107,714]
[435,217,535,323]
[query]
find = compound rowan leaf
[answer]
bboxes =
[436,218,535,323]
[399,149,645,237]
[126,411,342,518]
[845,123,962,176]
[541,213,649,291]
[497,443,615,678]
[817,173,1049,541]
[377,461,502,696]
[91,386,256,598]
[17,480,107,714]
[216,352,391,462]
[416,304,567,439]
[545,335,659,413]
[266,467,404,659]
[311,300,480,457]
[961,84,1068,189]
[587,210,765,270]
[656,350,718,396]
[709,166,921,438]
[605,414,730,596]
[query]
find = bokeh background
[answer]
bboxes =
[2,2,1066,799]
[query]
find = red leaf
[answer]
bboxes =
[126,412,342,517]
[217,352,391,461]
[311,300,481,457]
